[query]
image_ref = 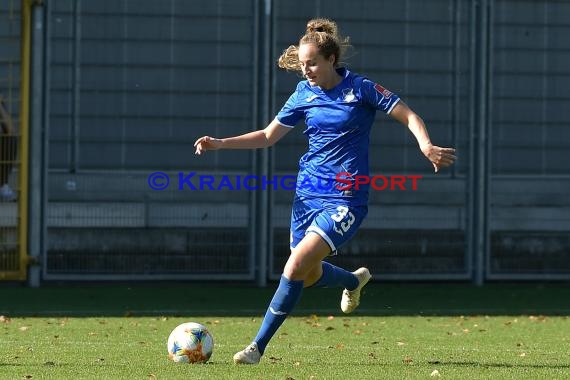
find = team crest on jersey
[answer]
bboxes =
[374,83,393,99]
[342,88,356,102]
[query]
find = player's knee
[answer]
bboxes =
[283,258,310,281]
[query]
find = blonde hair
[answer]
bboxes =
[278,18,351,73]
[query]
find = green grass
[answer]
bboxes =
[1,283,570,379]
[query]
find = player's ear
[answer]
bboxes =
[328,54,336,66]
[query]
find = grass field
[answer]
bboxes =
[1,283,569,379]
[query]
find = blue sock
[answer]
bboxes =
[254,275,304,355]
[312,261,359,290]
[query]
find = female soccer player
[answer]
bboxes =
[194,18,456,364]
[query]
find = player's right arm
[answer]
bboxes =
[194,118,291,155]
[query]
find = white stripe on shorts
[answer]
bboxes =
[306,225,337,252]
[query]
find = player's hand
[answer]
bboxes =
[194,136,223,155]
[421,144,457,173]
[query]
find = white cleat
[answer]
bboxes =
[341,267,372,314]
[233,342,261,364]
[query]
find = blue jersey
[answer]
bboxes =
[276,67,400,205]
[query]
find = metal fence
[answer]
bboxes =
[2,0,569,284]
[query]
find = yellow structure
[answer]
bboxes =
[0,0,30,280]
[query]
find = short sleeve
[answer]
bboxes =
[276,87,304,128]
[360,79,400,114]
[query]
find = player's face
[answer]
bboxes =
[298,43,336,88]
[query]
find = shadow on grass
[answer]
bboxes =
[427,361,570,369]
[1,282,569,317]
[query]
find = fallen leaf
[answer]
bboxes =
[19,326,29,331]
[0,315,11,323]
[268,356,282,363]
[293,361,301,366]
[403,356,413,364]
[397,341,405,346]
[368,352,377,359]
[148,374,157,379]
[519,352,526,357]
[430,369,441,377]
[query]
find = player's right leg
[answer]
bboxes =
[234,223,331,364]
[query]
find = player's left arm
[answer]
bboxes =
[389,101,457,173]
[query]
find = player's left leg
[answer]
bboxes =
[305,202,372,312]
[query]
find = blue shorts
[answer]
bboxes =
[290,195,368,255]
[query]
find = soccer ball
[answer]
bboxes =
[167,322,214,363]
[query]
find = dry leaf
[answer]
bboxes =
[519,352,526,357]
[268,356,282,363]
[0,315,11,323]
[397,341,405,346]
[368,352,377,359]
[293,361,301,366]
[19,326,29,331]
[430,369,441,377]
[403,356,413,364]
[148,374,157,379]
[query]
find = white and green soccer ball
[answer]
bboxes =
[167,322,214,363]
